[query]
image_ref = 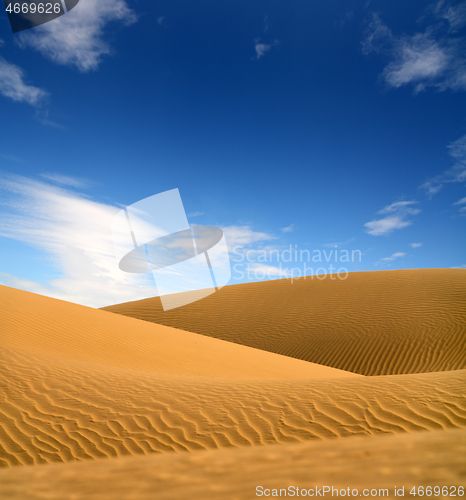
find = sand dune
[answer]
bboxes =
[0,427,464,499]
[0,284,353,379]
[1,270,465,499]
[103,269,466,375]
[1,346,465,467]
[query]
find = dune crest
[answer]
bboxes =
[103,269,466,375]
[0,284,353,380]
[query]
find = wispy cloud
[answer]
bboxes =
[0,56,47,106]
[157,16,165,25]
[222,225,276,251]
[440,1,466,32]
[17,0,137,72]
[364,201,420,236]
[361,13,393,55]
[40,173,91,189]
[362,5,466,93]
[454,196,466,213]
[281,224,295,233]
[421,133,466,197]
[187,211,204,218]
[380,252,406,261]
[255,41,271,59]
[410,242,423,248]
[254,38,278,59]
[263,15,269,33]
[0,174,156,308]
[450,264,466,269]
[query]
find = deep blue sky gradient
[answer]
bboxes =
[0,0,465,303]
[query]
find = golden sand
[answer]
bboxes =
[0,269,465,498]
[103,269,466,375]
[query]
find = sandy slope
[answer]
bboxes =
[0,271,465,499]
[1,347,465,467]
[0,285,353,379]
[1,427,464,500]
[102,269,466,375]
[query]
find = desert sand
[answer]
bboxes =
[1,428,465,499]
[0,269,465,499]
[103,269,466,375]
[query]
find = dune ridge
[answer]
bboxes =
[0,284,353,380]
[102,269,466,375]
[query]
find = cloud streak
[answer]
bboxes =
[40,173,91,189]
[0,56,47,106]
[364,201,420,236]
[281,224,295,233]
[380,252,406,261]
[421,133,466,198]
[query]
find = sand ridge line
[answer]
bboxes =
[103,269,466,375]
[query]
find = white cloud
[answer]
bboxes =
[410,242,423,248]
[362,8,466,92]
[40,173,91,189]
[157,16,165,25]
[0,174,157,308]
[380,252,406,261]
[255,42,271,59]
[378,201,421,215]
[450,264,466,269]
[0,56,47,106]
[364,216,412,236]
[361,13,393,55]
[442,1,466,32]
[222,225,276,251]
[421,133,466,197]
[254,38,279,59]
[364,201,420,236]
[187,211,204,218]
[17,0,137,72]
[281,224,295,233]
[383,33,451,91]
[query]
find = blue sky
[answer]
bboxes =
[0,0,465,307]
